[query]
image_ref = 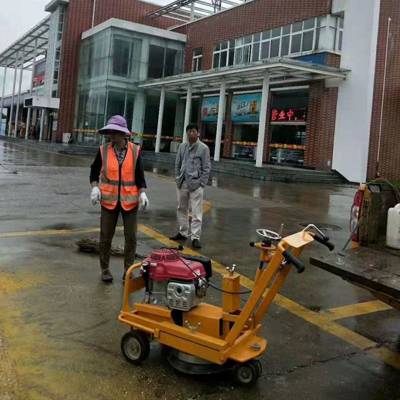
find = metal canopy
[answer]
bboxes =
[139,58,349,93]
[0,16,50,68]
[146,0,246,22]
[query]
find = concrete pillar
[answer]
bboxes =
[155,87,166,153]
[0,67,7,134]
[139,38,150,81]
[8,54,19,135]
[256,73,270,168]
[14,63,24,137]
[183,84,192,143]
[214,81,227,162]
[174,98,184,138]
[131,90,146,145]
[39,109,46,142]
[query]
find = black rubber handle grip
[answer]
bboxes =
[313,232,335,251]
[282,250,305,273]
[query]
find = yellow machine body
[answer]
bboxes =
[119,229,316,366]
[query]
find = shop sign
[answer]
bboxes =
[231,93,261,123]
[270,108,307,122]
[201,96,219,122]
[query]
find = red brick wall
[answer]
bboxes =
[305,81,338,170]
[57,0,178,140]
[367,0,400,180]
[182,0,332,72]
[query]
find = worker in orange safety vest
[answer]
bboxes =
[90,115,149,283]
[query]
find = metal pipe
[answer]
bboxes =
[155,86,166,153]
[14,62,24,137]
[183,84,192,143]
[376,16,392,177]
[0,67,8,134]
[26,39,38,140]
[8,53,19,135]
[256,73,270,167]
[214,80,226,162]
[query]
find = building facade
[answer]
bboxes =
[0,0,399,182]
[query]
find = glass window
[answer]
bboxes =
[302,31,314,51]
[270,38,280,57]
[244,35,252,44]
[252,42,260,61]
[243,45,251,63]
[192,48,202,72]
[164,48,177,77]
[213,53,219,68]
[113,38,130,77]
[262,30,271,40]
[292,21,303,32]
[235,37,244,46]
[261,41,270,59]
[281,36,290,56]
[338,31,343,50]
[282,25,290,35]
[148,45,164,78]
[228,48,235,65]
[304,18,315,30]
[291,34,301,53]
[253,32,261,42]
[271,27,281,37]
[220,51,227,67]
[221,41,228,50]
[107,90,126,119]
[235,47,243,64]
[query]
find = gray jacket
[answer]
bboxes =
[175,140,211,191]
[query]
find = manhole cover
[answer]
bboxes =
[299,223,342,231]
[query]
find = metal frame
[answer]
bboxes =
[139,58,349,94]
[0,16,50,68]
[146,0,246,22]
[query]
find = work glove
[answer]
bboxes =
[90,186,101,206]
[139,192,149,211]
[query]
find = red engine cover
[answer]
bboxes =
[142,249,206,282]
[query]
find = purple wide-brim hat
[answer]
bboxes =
[98,115,131,136]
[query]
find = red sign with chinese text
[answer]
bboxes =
[270,108,307,122]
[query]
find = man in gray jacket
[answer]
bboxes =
[170,124,211,249]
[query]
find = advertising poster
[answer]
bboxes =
[231,93,261,123]
[201,96,219,122]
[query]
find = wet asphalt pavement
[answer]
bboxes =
[0,139,399,400]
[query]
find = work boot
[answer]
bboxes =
[169,233,187,242]
[192,239,202,249]
[101,269,113,283]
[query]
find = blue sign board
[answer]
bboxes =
[231,93,261,123]
[201,96,219,122]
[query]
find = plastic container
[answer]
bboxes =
[386,203,400,249]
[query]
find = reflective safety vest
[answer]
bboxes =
[99,142,139,211]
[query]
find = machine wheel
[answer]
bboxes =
[233,360,261,386]
[121,330,150,364]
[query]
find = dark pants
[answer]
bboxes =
[99,203,137,273]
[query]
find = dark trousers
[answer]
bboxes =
[99,203,137,273]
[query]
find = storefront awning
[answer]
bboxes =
[139,58,349,93]
[0,16,50,68]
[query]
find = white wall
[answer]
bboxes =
[332,0,381,182]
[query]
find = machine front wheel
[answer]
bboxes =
[233,360,261,386]
[121,330,150,364]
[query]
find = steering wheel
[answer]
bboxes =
[256,229,282,241]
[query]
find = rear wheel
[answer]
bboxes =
[233,360,261,386]
[121,330,150,364]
